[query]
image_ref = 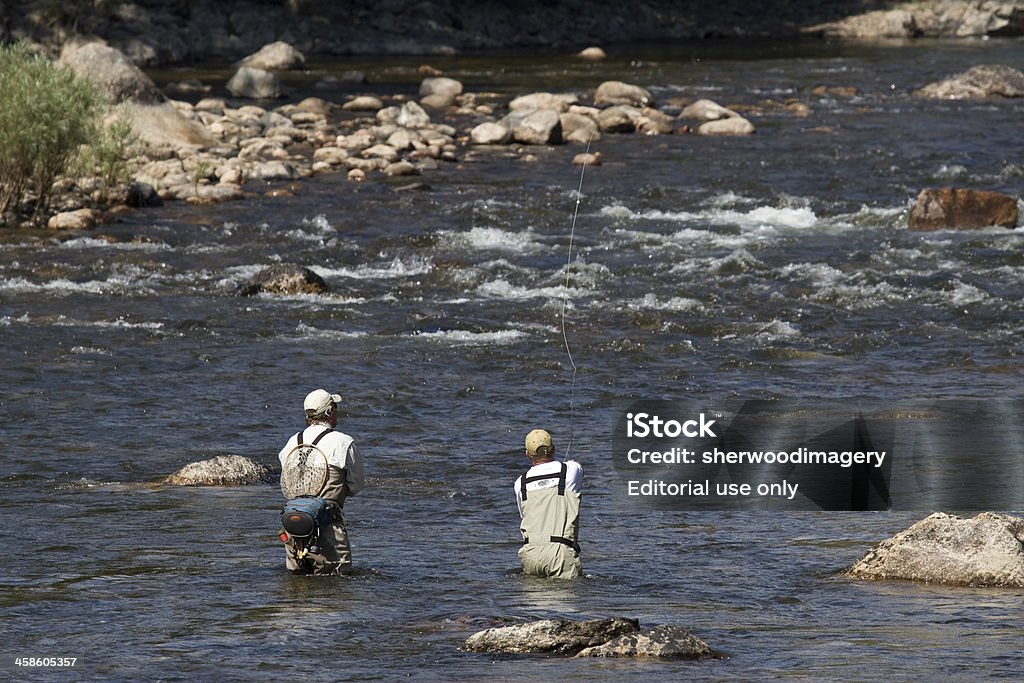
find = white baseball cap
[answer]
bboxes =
[304,389,341,414]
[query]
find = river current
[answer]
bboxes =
[2,39,1023,680]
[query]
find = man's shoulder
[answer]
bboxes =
[318,429,354,449]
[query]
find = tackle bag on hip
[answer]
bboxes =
[280,496,332,540]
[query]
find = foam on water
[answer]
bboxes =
[601,200,819,231]
[316,256,433,280]
[57,237,172,252]
[475,278,586,301]
[291,323,369,339]
[442,226,547,253]
[0,276,138,296]
[626,293,704,312]
[412,329,528,345]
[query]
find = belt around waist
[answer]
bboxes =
[523,535,580,552]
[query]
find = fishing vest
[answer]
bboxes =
[519,461,580,552]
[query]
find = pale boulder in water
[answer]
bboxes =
[697,116,756,136]
[914,64,1024,99]
[576,625,716,659]
[164,455,273,486]
[419,76,464,109]
[577,46,607,60]
[463,618,641,655]
[594,81,653,108]
[470,121,512,145]
[845,512,1024,586]
[227,67,282,99]
[512,109,563,145]
[509,92,579,113]
[464,618,715,659]
[681,98,740,121]
[238,41,306,71]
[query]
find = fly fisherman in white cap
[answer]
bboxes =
[514,429,583,579]
[277,389,364,575]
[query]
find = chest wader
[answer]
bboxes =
[279,427,344,575]
[518,462,582,579]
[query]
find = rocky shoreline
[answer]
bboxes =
[33,38,1021,233]
[3,1,1023,67]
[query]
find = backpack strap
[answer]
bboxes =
[520,461,568,501]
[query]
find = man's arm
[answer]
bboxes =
[344,442,365,496]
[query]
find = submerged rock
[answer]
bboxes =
[908,188,1018,230]
[576,625,716,659]
[164,455,273,486]
[845,512,1024,587]
[236,264,330,296]
[464,618,640,655]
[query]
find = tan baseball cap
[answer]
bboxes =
[525,429,553,456]
[304,389,341,414]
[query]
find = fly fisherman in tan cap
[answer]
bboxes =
[277,389,364,575]
[514,429,583,578]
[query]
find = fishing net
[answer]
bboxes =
[280,443,329,498]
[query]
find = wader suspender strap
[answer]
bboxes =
[520,461,567,502]
[296,427,333,447]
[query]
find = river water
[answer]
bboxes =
[2,38,1023,681]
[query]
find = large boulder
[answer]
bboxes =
[576,625,715,659]
[238,41,305,71]
[596,105,640,134]
[470,121,512,145]
[236,264,331,296]
[126,102,217,149]
[697,116,756,136]
[164,455,273,486]
[59,42,164,104]
[47,208,97,230]
[681,98,740,121]
[512,109,563,145]
[463,618,641,655]
[227,67,282,99]
[419,76,464,109]
[908,188,1018,230]
[594,81,653,108]
[464,619,715,660]
[58,44,213,149]
[560,112,601,144]
[806,3,1024,39]
[377,101,432,129]
[914,64,1024,99]
[845,512,1024,587]
[509,92,579,113]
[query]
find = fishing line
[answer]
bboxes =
[561,138,592,460]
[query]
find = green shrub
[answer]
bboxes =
[79,109,141,204]
[0,42,104,226]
